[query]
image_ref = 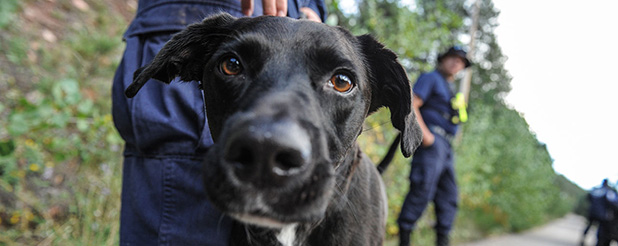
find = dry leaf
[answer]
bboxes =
[72,0,90,11]
[42,29,57,43]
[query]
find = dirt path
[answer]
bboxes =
[458,214,604,246]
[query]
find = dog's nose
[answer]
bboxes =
[223,120,312,187]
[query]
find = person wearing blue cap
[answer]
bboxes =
[397,46,471,246]
[111,1,326,245]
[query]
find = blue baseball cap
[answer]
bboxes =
[438,46,471,68]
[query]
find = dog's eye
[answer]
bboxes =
[328,74,354,93]
[220,57,243,75]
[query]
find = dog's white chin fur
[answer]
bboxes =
[233,213,299,246]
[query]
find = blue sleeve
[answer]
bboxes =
[300,0,328,22]
[412,73,436,102]
[608,190,618,210]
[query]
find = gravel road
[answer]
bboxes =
[458,214,609,246]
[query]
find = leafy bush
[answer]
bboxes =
[455,103,575,234]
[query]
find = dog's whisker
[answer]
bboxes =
[216,213,227,235]
[361,120,393,133]
[330,176,364,226]
[244,225,254,245]
[344,194,363,226]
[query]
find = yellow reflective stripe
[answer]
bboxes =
[452,92,468,123]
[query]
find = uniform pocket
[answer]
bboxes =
[127,33,207,155]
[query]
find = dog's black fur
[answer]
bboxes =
[125,13,422,246]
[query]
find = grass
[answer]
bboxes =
[0,0,129,245]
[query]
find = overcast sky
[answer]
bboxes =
[338,0,618,189]
[493,0,618,189]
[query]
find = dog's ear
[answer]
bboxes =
[125,13,237,98]
[358,34,422,157]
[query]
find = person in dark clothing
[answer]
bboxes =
[111,1,326,245]
[582,179,612,244]
[586,179,618,246]
[397,46,471,246]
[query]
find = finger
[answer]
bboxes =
[300,7,320,22]
[275,0,287,17]
[262,0,276,16]
[241,0,254,16]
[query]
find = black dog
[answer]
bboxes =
[125,13,422,246]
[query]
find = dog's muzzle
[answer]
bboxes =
[204,113,335,227]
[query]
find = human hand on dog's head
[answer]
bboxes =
[239,0,322,23]
[241,0,287,18]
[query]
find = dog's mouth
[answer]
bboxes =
[227,185,331,228]
[204,158,336,227]
[230,213,291,229]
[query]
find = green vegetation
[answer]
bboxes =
[0,0,583,245]
[0,0,20,29]
[0,0,128,245]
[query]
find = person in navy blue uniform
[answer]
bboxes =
[111,1,326,245]
[582,179,612,244]
[397,46,471,246]
[585,179,618,246]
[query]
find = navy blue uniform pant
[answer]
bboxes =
[596,219,618,246]
[397,135,458,235]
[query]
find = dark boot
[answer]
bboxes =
[399,229,412,246]
[436,233,449,246]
